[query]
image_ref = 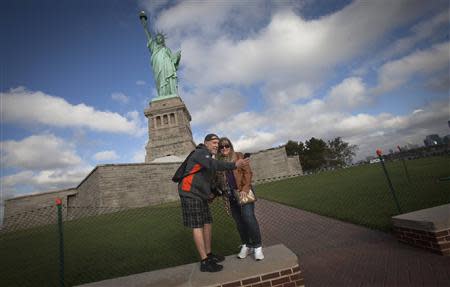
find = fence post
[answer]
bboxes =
[397,145,411,183]
[376,149,402,214]
[56,198,65,287]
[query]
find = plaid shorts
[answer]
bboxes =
[180,196,212,228]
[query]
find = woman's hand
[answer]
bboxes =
[235,158,250,168]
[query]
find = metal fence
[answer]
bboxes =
[1,156,449,287]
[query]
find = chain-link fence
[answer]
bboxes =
[0,201,242,287]
[257,155,450,230]
[1,156,449,287]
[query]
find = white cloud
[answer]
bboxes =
[1,87,144,135]
[136,80,146,86]
[132,149,146,163]
[1,166,92,198]
[426,74,450,92]
[384,11,448,60]
[151,0,429,90]
[326,77,369,111]
[184,88,247,127]
[233,132,279,153]
[265,82,313,107]
[93,150,119,161]
[1,134,82,170]
[111,92,129,104]
[152,0,271,46]
[206,94,448,161]
[375,41,449,93]
[346,101,449,159]
[352,10,449,77]
[145,0,446,162]
[0,133,94,197]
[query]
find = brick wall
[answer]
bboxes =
[217,265,304,287]
[394,226,450,256]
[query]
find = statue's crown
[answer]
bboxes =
[156,31,167,39]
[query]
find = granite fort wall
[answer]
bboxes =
[288,156,303,175]
[96,163,179,207]
[251,147,303,184]
[65,162,180,220]
[2,189,76,232]
[3,147,302,230]
[69,162,180,208]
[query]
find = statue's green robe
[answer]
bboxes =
[147,39,181,98]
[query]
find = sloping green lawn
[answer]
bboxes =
[257,156,450,231]
[1,156,448,286]
[0,202,240,287]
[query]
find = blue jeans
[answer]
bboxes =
[229,200,262,248]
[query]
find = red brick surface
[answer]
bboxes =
[271,276,290,285]
[222,280,242,287]
[289,273,301,281]
[256,199,450,287]
[280,268,292,276]
[261,272,280,281]
[394,226,450,255]
[242,276,261,285]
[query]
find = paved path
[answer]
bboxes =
[255,199,450,287]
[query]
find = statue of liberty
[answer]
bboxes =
[139,11,181,100]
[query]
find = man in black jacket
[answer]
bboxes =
[178,133,249,272]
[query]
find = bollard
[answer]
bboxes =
[397,146,411,183]
[56,198,65,287]
[376,149,402,214]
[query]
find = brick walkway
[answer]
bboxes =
[255,199,450,287]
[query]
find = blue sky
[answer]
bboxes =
[1,0,449,201]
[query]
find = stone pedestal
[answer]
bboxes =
[392,204,450,256]
[144,97,196,162]
[75,244,305,287]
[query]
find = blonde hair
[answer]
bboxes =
[218,137,237,162]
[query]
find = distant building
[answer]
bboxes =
[424,134,443,147]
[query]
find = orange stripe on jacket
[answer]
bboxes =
[181,163,202,192]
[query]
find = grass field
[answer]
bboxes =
[1,156,448,286]
[257,156,450,232]
[0,202,240,287]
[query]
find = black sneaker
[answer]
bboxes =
[200,258,223,272]
[207,252,225,263]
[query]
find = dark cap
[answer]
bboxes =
[204,133,219,142]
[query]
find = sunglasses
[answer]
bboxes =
[219,144,231,150]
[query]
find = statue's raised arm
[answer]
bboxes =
[139,11,180,100]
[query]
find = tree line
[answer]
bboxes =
[284,137,358,171]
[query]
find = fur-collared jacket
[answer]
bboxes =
[216,152,253,214]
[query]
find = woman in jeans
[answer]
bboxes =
[216,137,264,260]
